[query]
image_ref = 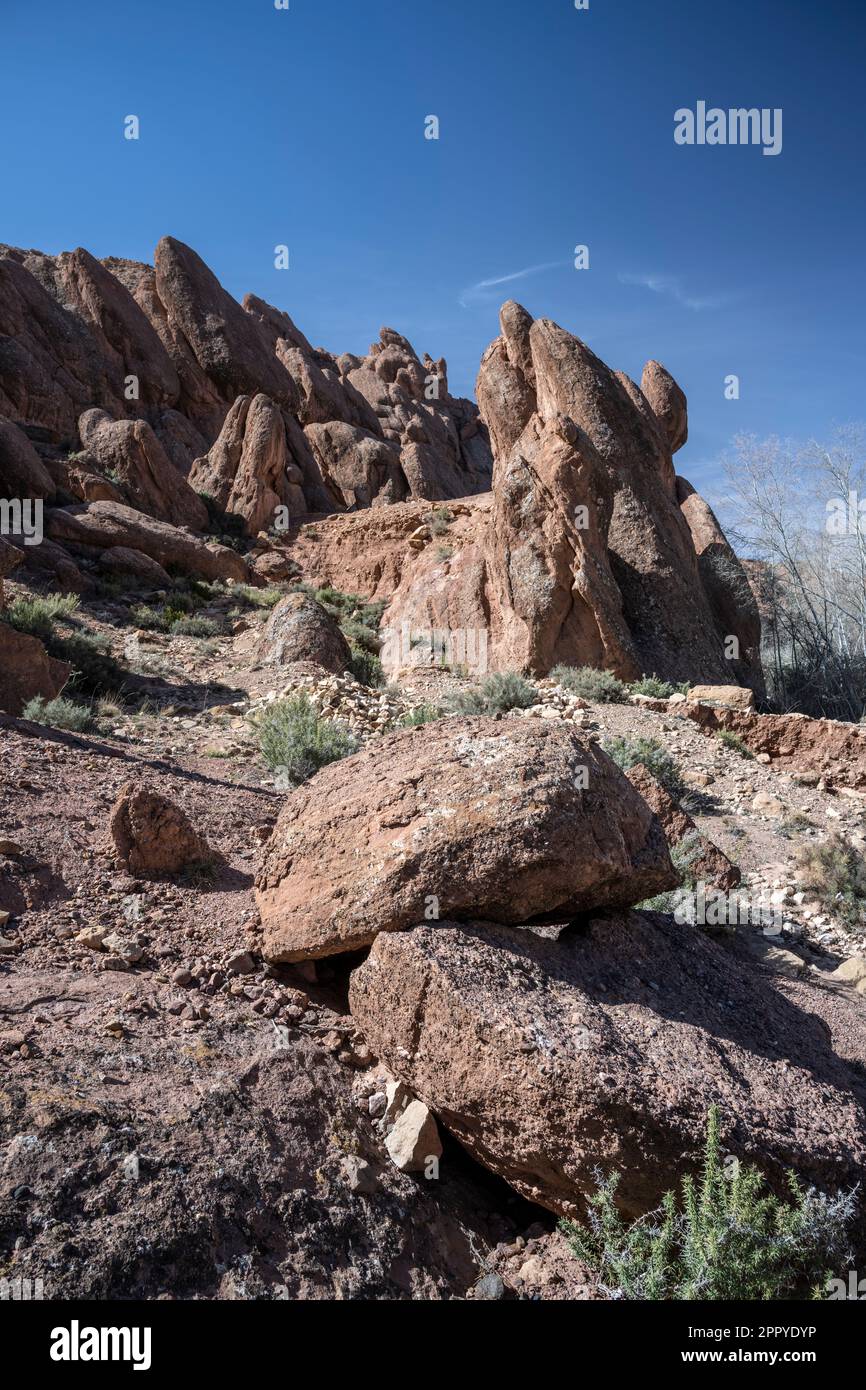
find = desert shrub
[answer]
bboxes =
[717,729,754,759]
[22,695,98,733]
[781,811,814,837]
[51,631,125,696]
[447,671,536,716]
[131,604,221,638]
[231,584,283,610]
[341,616,381,655]
[328,588,386,631]
[629,674,685,699]
[401,703,444,726]
[435,544,453,561]
[349,644,384,688]
[562,1107,855,1301]
[425,506,453,537]
[604,735,685,798]
[795,833,866,928]
[257,694,357,785]
[550,665,628,703]
[4,591,80,640]
[131,604,169,631]
[171,615,222,638]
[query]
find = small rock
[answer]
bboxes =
[384,1099,443,1173]
[225,951,256,976]
[342,1154,378,1194]
[474,1272,505,1301]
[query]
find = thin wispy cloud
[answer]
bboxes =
[459,259,566,308]
[618,271,730,312]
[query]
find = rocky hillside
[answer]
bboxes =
[0,237,493,520]
[2,244,866,1301]
[2,236,758,689]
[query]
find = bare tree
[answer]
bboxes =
[722,426,866,720]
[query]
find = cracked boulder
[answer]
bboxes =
[256,716,676,962]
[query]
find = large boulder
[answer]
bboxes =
[687,683,756,710]
[349,916,866,1218]
[256,718,676,962]
[258,591,352,674]
[96,546,172,587]
[0,621,71,715]
[46,500,252,584]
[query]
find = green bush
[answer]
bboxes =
[231,583,283,610]
[349,644,384,688]
[604,735,685,798]
[550,665,628,703]
[52,631,126,696]
[638,831,704,912]
[257,694,357,786]
[131,604,221,638]
[4,591,80,640]
[795,833,866,928]
[341,616,381,655]
[447,671,536,716]
[401,703,444,726]
[717,730,754,760]
[630,674,686,699]
[131,604,169,631]
[562,1107,855,1301]
[425,506,453,537]
[22,695,98,733]
[171,615,222,638]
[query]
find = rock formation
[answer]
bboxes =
[381,302,763,692]
[258,591,352,675]
[0,236,493,524]
[624,761,740,892]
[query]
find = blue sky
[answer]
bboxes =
[2,0,864,499]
